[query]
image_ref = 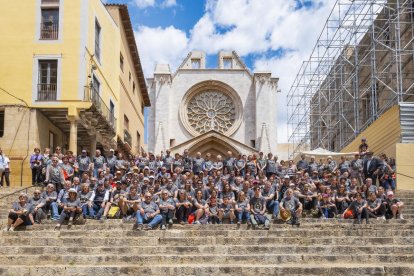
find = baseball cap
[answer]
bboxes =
[68,188,78,194]
[82,149,87,153]
[109,149,114,152]
[284,175,290,179]
[387,191,394,196]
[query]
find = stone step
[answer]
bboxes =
[0,254,413,266]
[1,236,412,247]
[2,264,414,276]
[2,228,414,238]
[1,244,413,255]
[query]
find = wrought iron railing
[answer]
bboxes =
[124,129,132,146]
[89,87,117,131]
[37,83,57,101]
[40,22,58,40]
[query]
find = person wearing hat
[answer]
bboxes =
[77,150,91,178]
[29,189,46,224]
[55,188,81,230]
[88,182,110,220]
[385,191,404,219]
[135,192,162,230]
[4,193,34,231]
[363,151,381,186]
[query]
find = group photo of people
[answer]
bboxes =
[4,137,405,231]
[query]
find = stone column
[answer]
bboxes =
[90,134,97,158]
[67,116,78,155]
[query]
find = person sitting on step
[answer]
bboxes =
[250,186,270,229]
[135,192,162,231]
[280,188,302,226]
[158,189,176,229]
[55,188,81,230]
[175,189,192,224]
[218,195,235,224]
[385,191,404,220]
[342,192,369,224]
[29,189,46,224]
[4,193,34,231]
[88,182,109,220]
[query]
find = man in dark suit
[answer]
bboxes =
[363,151,381,186]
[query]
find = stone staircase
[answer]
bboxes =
[0,190,414,275]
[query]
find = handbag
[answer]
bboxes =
[108,206,120,218]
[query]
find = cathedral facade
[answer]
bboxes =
[147,51,279,157]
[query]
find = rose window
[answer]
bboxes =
[187,91,236,134]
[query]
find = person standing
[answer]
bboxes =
[29,148,43,186]
[0,148,10,187]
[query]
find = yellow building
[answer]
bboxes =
[0,0,150,186]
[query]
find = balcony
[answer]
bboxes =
[40,22,58,40]
[87,87,117,132]
[124,129,132,146]
[37,83,57,101]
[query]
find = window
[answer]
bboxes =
[251,140,256,148]
[223,58,233,69]
[137,131,141,151]
[95,19,101,62]
[109,100,115,126]
[124,115,129,130]
[0,110,4,137]
[49,131,55,151]
[129,72,131,82]
[170,139,176,147]
[133,82,135,94]
[38,60,58,101]
[191,59,200,69]
[40,8,59,40]
[120,53,124,72]
[141,102,144,115]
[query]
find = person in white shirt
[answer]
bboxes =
[0,148,10,187]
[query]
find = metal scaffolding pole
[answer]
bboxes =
[287,0,414,159]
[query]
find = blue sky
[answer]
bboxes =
[112,0,336,142]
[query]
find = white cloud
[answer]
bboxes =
[135,26,188,76]
[133,0,177,9]
[133,0,156,9]
[161,0,177,8]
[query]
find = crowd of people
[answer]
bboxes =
[3,137,405,231]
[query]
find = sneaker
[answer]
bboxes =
[366,220,370,224]
[218,220,223,225]
[264,224,270,230]
[50,217,59,221]
[237,221,241,225]
[193,221,200,225]
[230,221,234,224]
[54,224,61,231]
[398,214,404,220]
[161,225,166,230]
[247,220,251,225]
[145,225,153,231]
[9,227,14,232]
[136,224,143,231]
[143,224,150,230]
[168,219,174,225]
[3,226,10,232]
[381,216,386,221]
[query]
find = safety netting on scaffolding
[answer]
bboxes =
[287,0,414,159]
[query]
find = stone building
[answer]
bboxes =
[147,51,279,157]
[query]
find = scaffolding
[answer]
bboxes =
[287,0,414,158]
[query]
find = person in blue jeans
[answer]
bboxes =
[135,192,162,231]
[262,180,279,219]
[235,191,251,225]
